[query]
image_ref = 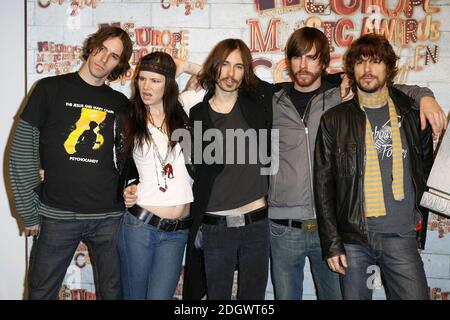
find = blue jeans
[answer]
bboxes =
[341,231,429,300]
[269,220,342,300]
[117,211,188,300]
[202,217,270,300]
[28,216,122,300]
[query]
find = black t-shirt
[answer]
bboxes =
[21,72,128,213]
[206,102,268,211]
[289,87,321,119]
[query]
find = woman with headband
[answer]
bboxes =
[117,52,195,299]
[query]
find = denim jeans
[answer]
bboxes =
[202,216,270,300]
[117,210,188,300]
[269,220,342,300]
[341,230,429,300]
[28,216,122,300]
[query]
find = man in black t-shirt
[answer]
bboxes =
[184,39,273,300]
[9,26,133,300]
[268,27,344,300]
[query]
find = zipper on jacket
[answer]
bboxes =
[281,88,324,219]
[304,126,316,218]
[359,107,369,242]
[301,93,323,219]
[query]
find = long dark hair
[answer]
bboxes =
[123,52,188,153]
[198,38,256,94]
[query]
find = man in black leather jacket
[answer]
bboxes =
[314,34,434,300]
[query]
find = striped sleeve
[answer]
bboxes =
[9,119,41,227]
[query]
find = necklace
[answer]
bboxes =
[150,131,174,192]
[148,111,166,133]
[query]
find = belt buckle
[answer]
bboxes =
[226,214,246,228]
[302,220,317,233]
[158,219,179,232]
[169,219,179,232]
[143,212,153,225]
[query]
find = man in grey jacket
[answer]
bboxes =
[268,27,445,300]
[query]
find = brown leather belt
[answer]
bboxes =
[270,219,318,232]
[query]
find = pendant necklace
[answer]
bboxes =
[151,131,174,192]
[149,111,166,133]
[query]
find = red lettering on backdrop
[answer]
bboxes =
[330,0,359,15]
[304,0,326,14]
[405,0,423,18]
[378,18,402,45]
[380,0,404,17]
[405,19,418,44]
[252,58,273,70]
[247,18,281,53]
[135,28,151,47]
[335,19,354,47]
[322,22,336,53]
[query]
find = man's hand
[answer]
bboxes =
[173,57,202,78]
[123,184,138,208]
[340,74,354,102]
[184,74,201,92]
[173,57,186,78]
[327,254,348,275]
[25,224,40,237]
[419,96,448,138]
[39,169,44,182]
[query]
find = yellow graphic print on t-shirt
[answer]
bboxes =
[64,108,107,155]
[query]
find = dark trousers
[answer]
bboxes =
[28,216,122,300]
[202,217,270,300]
[340,230,429,300]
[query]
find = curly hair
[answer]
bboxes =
[344,33,398,88]
[82,26,133,82]
[198,38,256,94]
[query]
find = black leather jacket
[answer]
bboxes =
[314,87,433,260]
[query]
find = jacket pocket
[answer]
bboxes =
[335,143,357,177]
